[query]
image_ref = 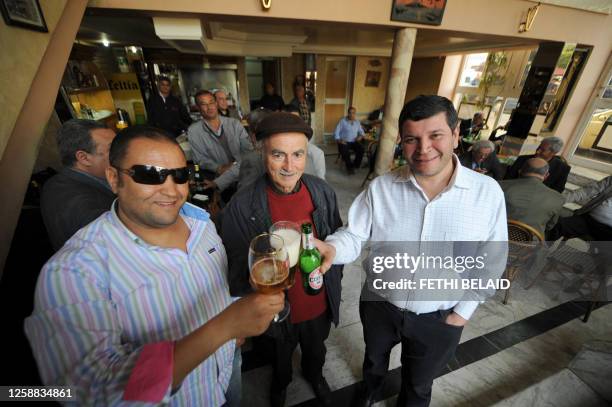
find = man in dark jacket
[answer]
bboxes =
[41,119,116,250]
[505,137,570,193]
[499,158,565,236]
[459,139,504,180]
[220,112,342,407]
[146,76,192,137]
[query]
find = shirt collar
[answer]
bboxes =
[393,155,471,190]
[109,200,210,246]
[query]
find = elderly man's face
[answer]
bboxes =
[85,128,116,179]
[159,80,171,97]
[107,137,188,230]
[263,132,308,193]
[536,142,555,161]
[215,91,229,110]
[197,94,218,121]
[401,112,459,178]
[473,147,492,164]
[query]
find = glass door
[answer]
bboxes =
[568,58,612,172]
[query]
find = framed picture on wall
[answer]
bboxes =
[0,0,47,32]
[593,119,612,153]
[391,0,447,26]
[365,71,381,87]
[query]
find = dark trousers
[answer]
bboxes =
[338,141,364,170]
[360,299,463,407]
[272,311,331,391]
[547,213,612,241]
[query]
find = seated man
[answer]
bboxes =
[505,136,570,193]
[188,90,252,201]
[499,158,565,236]
[146,76,193,138]
[548,175,612,241]
[41,119,116,250]
[459,112,485,138]
[26,126,283,405]
[221,112,343,407]
[214,89,241,120]
[459,139,504,180]
[334,106,365,175]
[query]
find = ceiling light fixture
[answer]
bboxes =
[102,38,110,47]
[130,46,138,53]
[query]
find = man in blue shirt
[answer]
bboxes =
[334,106,365,175]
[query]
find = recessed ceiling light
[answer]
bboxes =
[102,38,110,47]
[130,46,138,53]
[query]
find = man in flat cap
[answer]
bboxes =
[220,112,343,407]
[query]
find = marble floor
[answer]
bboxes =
[240,150,612,407]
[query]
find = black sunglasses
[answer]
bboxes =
[114,165,191,185]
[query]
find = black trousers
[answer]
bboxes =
[271,311,331,391]
[360,299,463,407]
[547,213,612,241]
[338,141,364,170]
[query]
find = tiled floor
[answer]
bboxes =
[240,150,611,407]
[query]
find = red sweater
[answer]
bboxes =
[266,183,327,324]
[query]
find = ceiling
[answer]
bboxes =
[536,0,612,14]
[77,10,539,59]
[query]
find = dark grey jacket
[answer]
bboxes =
[41,167,115,251]
[220,174,344,326]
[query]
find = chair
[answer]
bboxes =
[504,220,545,304]
[361,140,379,187]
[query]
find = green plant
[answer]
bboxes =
[477,52,509,109]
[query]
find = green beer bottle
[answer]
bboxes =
[300,222,323,295]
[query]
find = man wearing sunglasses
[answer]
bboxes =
[26,125,284,406]
[41,119,116,251]
[221,113,343,407]
[188,90,252,202]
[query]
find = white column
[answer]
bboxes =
[374,27,417,176]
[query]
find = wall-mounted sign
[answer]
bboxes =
[108,73,147,125]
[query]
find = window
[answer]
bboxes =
[459,53,488,87]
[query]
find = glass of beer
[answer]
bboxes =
[249,233,290,321]
[269,221,301,322]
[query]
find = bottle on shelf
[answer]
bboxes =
[193,164,204,193]
[299,222,323,296]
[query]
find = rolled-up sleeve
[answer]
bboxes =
[24,261,175,405]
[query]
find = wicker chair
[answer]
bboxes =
[504,220,545,304]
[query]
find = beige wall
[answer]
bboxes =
[0,2,67,158]
[405,57,445,102]
[0,1,87,276]
[351,56,390,118]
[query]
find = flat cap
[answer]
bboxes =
[255,112,313,141]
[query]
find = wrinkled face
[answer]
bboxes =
[87,128,116,179]
[159,80,171,97]
[215,91,228,110]
[536,142,555,161]
[197,93,218,120]
[348,108,357,121]
[401,112,459,178]
[106,138,188,230]
[473,147,493,163]
[265,83,274,95]
[263,132,308,193]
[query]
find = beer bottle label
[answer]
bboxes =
[308,267,323,290]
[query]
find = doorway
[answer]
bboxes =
[323,57,352,142]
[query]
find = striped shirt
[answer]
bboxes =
[25,202,235,406]
[326,156,508,320]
